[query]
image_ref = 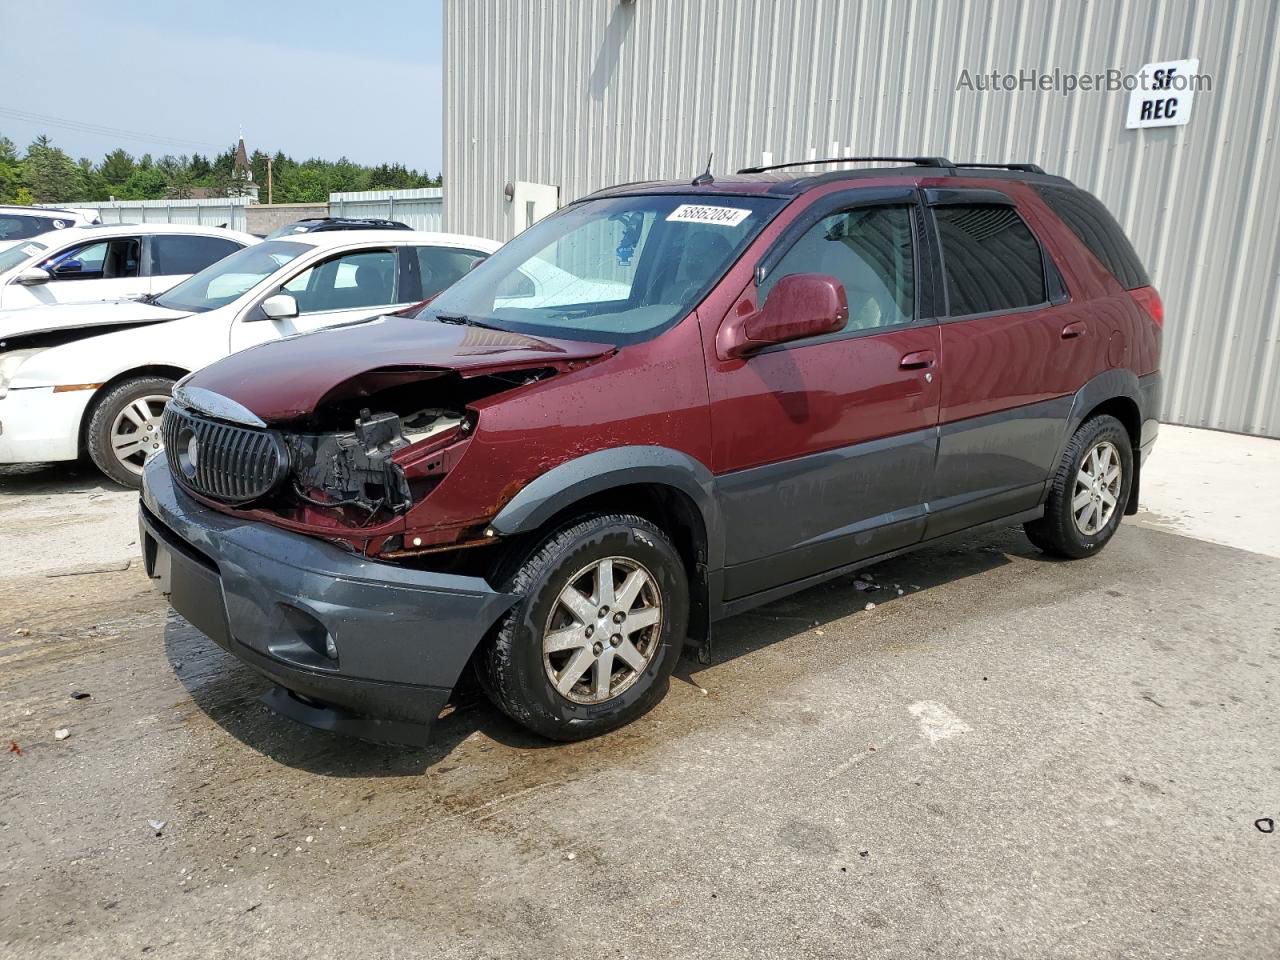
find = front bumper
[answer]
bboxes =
[139,457,517,744]
[0,385,92,463]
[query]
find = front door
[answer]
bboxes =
[229,247,404,353]
[709,198,942,601]
[23,236,145,306]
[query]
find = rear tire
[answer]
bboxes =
[1024,414,1133,559]
[86,376,174,489]
[478,513,689,741]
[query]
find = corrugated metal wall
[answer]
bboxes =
[39,197,251,232]
[328,188,445,231]
[445,0,1280,437]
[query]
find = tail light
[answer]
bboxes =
[1129,286,1164,328]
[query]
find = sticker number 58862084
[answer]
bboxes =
[665,204,751,227]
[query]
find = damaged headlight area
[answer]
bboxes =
[285,407,466,515]
[0,349,47,399]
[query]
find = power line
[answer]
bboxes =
[0,106,228,153]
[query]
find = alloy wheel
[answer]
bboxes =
[110,395,169,476]
[543,556,663,704]
[1072,440,1122,536]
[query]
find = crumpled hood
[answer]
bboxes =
[0,299,187,343]
[186,312,614,423]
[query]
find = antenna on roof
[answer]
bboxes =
[692,153,714,186]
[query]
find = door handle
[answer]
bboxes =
[899,350,937,370]
[1061,321,1087,339]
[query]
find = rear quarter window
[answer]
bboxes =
[1035,185,1149,290]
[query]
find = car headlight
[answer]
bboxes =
[0,349,45,399]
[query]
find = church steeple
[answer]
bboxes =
[234,129,252,182]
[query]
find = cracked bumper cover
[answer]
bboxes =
[139,456,517,744]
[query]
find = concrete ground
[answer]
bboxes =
[1,425,1277,959]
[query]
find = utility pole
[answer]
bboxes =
[267,156,273,205]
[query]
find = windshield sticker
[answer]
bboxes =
[22,244,42,257]
[52,219,66,229]
[665,204,752,227]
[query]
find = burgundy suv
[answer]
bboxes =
[140,157,1162,744]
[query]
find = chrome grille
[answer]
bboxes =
[162,403,287,503]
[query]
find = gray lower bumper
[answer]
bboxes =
[139,457,516,744]
[1139,371,1161,465]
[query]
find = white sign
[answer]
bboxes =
[666,204,751,227]
[1126,58,1200,129]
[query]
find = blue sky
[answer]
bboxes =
[0,0,443,171]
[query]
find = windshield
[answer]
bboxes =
[154,240,309,313]
[421,194,782,344]
[0,240,47,275]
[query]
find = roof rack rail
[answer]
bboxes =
[737,156,955,174]
[953,161,1047,174]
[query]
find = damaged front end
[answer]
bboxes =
[285,406,466,515]
[162,313,615,557]
[163,362,568,552]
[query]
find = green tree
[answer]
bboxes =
[23,137,84,202]
[99,148,134,186]
[278,166,328,203]
[158,155,195,199]
[76,156,110,201]
[118,167,168,200]
[189,153,212,180]
[0,136,19,203]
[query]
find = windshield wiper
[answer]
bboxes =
[432,313,502,331]
[135,292,159,304]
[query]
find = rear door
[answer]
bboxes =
[146,234,245,295]
[709,189,943,600]
[923,187,1079,537]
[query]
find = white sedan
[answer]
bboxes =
[0,230,499,486]
[0,223,258,310]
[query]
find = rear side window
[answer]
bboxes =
[0,214,66,241]
[761,205,915,331]
[934,205,1046,316]
[1036,185,1149,290]
[415,246,488,298]
[152,235,243,275]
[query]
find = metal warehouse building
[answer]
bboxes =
[444,0,1280,438]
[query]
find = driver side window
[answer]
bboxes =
[760,206,915,332]
[281,249,397,314]
[41,238,140,281]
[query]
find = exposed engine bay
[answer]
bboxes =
[285,407,464,514]
[274,366,558,519]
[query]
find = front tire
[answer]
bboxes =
[86,376,174,489]
[478,513,689,741]
[1025,413,1133,559]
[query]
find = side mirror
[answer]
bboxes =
[259,293,299,320]
[15,267,51,286]
[468,255,488,271]
[716,273,848,360]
